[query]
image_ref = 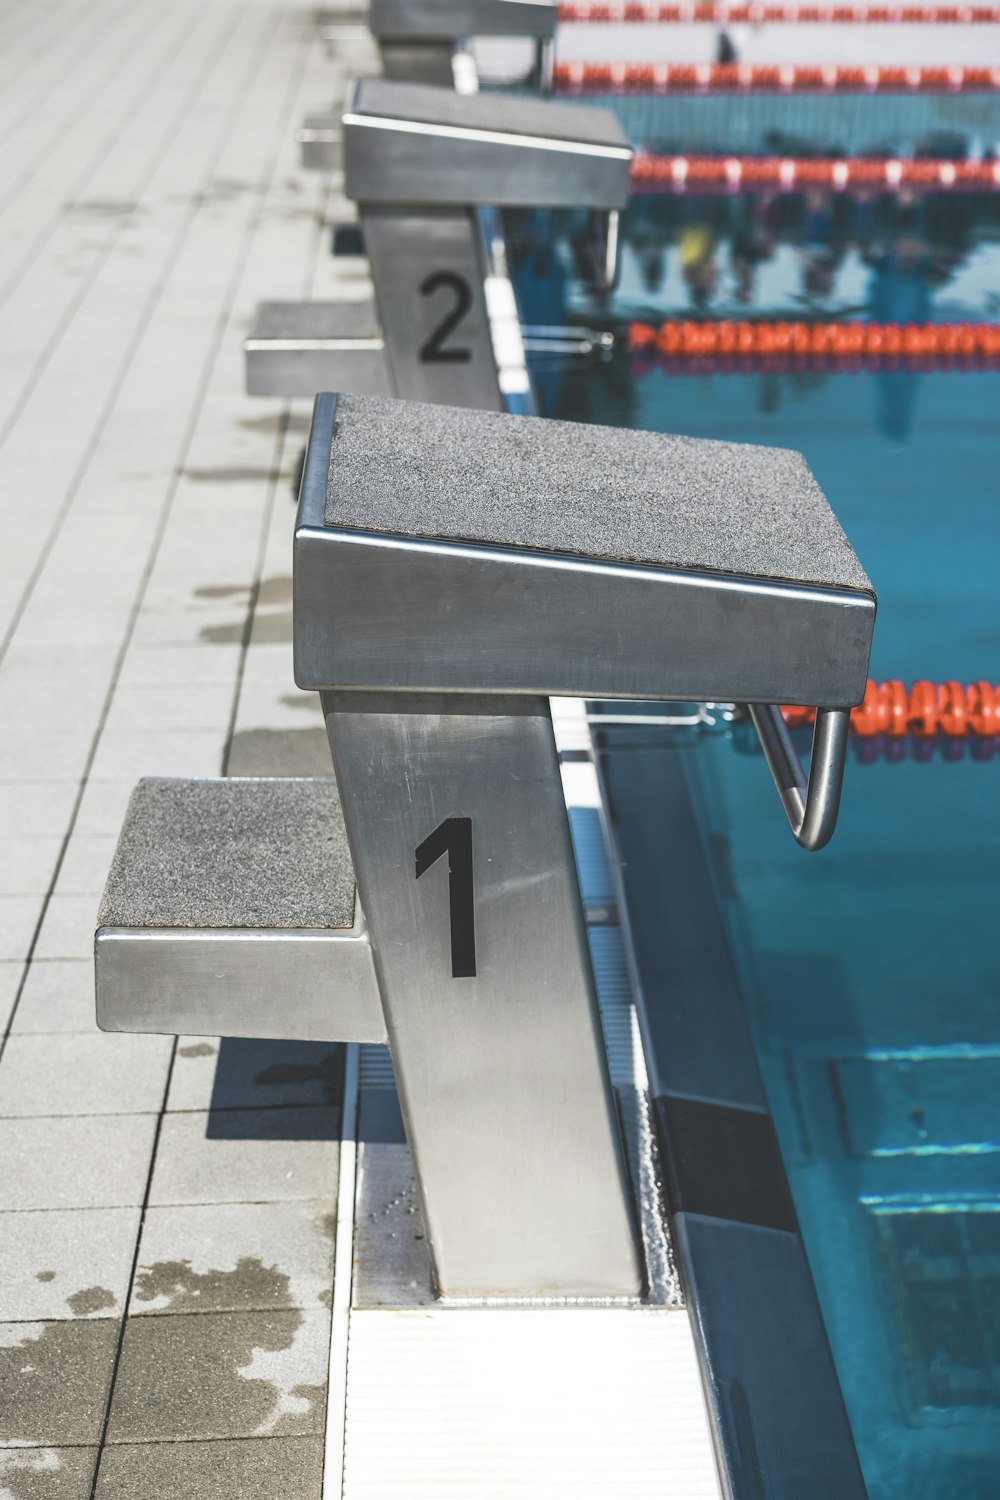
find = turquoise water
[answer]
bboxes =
[516,200,1000,1496]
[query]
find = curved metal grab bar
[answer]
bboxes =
[747,703,851,852]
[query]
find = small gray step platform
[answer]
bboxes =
[245,301,389,398]
[294,393,876,706]
[96,778,385,1043]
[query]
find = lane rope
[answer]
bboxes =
[555,61,1000,90]
[783,682,1000,736]
[630,153,1000,191]
[559,3,1000,22]
[629,320,1000,365]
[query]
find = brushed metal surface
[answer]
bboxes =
[323,690,644,1298]
[370,0,556,40]
[343,83,631,210]
[95,920,386,1042]
[294,393,873,707]
[361,208,506,409]
[379,40,455,85]
[245,300,390,398]
[294,523,875,707]
[299,113,342,173]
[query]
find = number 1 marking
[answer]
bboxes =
[415,817,476,978]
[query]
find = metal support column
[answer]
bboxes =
[322,690,643,1298]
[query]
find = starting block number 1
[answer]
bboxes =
[415,817,477,978]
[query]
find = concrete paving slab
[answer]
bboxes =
[0,1319,119,1446]
[0,896,41,964]
[0,1445,99,1500]
[130,1200,335,1316]
[0,1034,172,1118]
[93,1435,323,1499]
[33,896,99,963]
[149,1108,340,1206]
[11,961,97,1035]
[0,1115,158,1211]
[102,684,234,735]
[0,1207,140,1323]
[0,786,79,841]
[167,1039,344,1114]
[105,1308,330,1442]
[116,644,241,688]
[71,783,136,840]
[0,839,64,898]
[88,729,224,784]
[53,838,120,899]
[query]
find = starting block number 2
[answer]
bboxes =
[415,817,477,978]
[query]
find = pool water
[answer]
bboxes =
[510,186,1000,1497]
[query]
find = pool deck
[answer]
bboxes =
[0,0,371,1493]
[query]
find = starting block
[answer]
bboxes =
[254,80,631,411]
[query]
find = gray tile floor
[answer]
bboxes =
[0,0,375,1492]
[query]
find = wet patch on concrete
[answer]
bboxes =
[131,1202,335,1317]
[178,1043,216,1060]
[35,1273,55,1284]
[93,1435,323,1499]
[65,1288,116,1317]
[105,1308,329,1442]
[0,1320,119,1445]
[225,728,330,777]
[280,694,322,714]
[0,1445,98,1500]
[199,575,293,646]
[132,1257,292,1318]
[182,468,276,485]
[238,413,311,436]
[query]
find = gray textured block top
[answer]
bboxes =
[250,301,379,342]
[325,394,872,594]
[98,779,356,931]
[347,78,630,152]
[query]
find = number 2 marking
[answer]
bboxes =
[418,271,472,364]
[415,817,476,978]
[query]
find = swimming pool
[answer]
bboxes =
[509,152,1000,1495]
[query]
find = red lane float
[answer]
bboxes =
[782,682,1000,736]
[555,61,1000,90]
[628,320,1000,365]
[560,3,1000,22]
[630,154,1000,192]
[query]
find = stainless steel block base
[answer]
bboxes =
[298,111,342,172]
[244,300,390,398]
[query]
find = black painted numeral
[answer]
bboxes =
[418,270,473,364]
[415,817,476,978]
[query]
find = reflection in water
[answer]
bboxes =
[505,186,1000,441]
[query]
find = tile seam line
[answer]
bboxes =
[219,408,291,778]
[0,0,214,311]
[0,0,268,671]
[0,0,312,1064]
[84,1040,178,1493]
[0,0,137,162]
[0,1197,334,1215]
[0,0,245,462]
[0,1305,326,1327]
